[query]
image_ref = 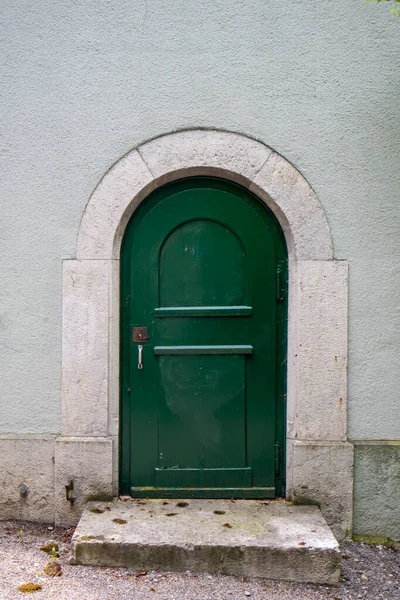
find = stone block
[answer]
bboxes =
[290,441,354,539]
[71,498,340,584]
[0,436,55,522]
[295,260,348,441]
[62,260,110,437]
[108,259,120,439]
[55,437,113,525]
[138,129,272,184]
[77,150,154,260]
[251,152,333,261]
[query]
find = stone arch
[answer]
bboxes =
[76,129,333,261]
[61,130,352,537]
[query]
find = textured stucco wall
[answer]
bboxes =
[0,5,399,441]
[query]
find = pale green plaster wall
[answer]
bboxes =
[1,1,399,445]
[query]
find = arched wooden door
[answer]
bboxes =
[120,177,287,498]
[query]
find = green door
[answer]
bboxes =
[120,177,287,498]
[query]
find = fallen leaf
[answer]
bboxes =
[44,561,62,577]
[125,570,147,579]
[17,583,42,593]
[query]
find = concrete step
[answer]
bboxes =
[70,498,340,584]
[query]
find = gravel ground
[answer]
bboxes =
[0,520,398,600]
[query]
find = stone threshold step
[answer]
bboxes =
[70,498,340,584]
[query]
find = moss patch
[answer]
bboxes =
[86,493,113,502]
[39,543,59,557]
[292,495,321,508]
[80,535,105,541]
[352,534,399,548]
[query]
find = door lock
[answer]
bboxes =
[132,327,149,342]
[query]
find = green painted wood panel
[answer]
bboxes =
[157,354,246,471]
[153,345,253,355]
[120,177,287,498]
[160,219,246,306]
[154,306,252,317]
[154,467,252,488]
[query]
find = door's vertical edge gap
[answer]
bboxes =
[244,354,248,475]
[156,225,161,481]
[157,231,162,310]
[275,258,288,497]
[156,355,161,483]
[282,258,288,496]
[275,259,282,496]
[119,238,130,495]
[119,247,124,494]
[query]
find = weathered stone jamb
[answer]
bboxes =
[59,129,351,533]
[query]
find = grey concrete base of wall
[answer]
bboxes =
[353,442,400,541]
[0,436,113,525]
[0,436,56,522]
[1,435,398,542]
[0,435,354,539]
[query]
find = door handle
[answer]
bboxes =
[138,345,143,370]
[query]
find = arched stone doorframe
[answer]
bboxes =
[60,130,353,537]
